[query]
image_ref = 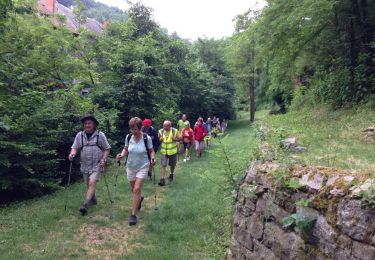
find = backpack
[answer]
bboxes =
[81,131,103,150]
[126,133,151,163]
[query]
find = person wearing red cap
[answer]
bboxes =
[141,118,159,178]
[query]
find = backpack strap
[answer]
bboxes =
[81,131,102,149]
[96,131,103,150]
[124,134,132,166]
[143,133,151,162]
[126,133,132,145]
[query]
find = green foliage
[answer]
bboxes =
[242,181,258,199]
[360,186,375,209]
[282,213,316,234]
[0,1,238,202]
[227,0,375,110]
[59,0,128,22]
[73,0,87,29]
[295,198,312,207]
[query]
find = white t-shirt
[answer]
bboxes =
[125,134,153,170]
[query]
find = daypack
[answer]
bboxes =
[126,133,151,162]
[81,131,103,150]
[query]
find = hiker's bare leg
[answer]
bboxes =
[170,164,175,174]
[131,178,144,215]
[161,166,166,179]
[86,179,96,201]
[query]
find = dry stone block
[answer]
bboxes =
[312,216,339,256]
[236,229,254,251]
[352,241,375,260]
[326,175,340,186]
[350,179,375,198]
[263,222,306,259]
[300,173,324,190]
[246,213,264,240]
[337,200,375,244]
[253,239,277,260]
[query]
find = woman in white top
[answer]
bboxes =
[116,117,156,226]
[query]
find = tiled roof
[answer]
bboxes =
[38,0,103,34]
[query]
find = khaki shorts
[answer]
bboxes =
[195,140,204,150]
[161,154,177,167]
[127,166,149,181]
[83,171,100,182]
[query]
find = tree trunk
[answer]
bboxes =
[249,47,256,123]
[249,77,255,123]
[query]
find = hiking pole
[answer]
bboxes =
[64,161,73,211]
[113,158,121,201]
[153,166,158,210]
[102,166,115,219]
[102,167,114,205]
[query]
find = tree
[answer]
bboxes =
[73,0,87,29]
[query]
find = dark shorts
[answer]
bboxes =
[161,154,177,167]
[183,142,191,150]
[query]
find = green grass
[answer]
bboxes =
[262,105,375,177]
[0,113,261,259]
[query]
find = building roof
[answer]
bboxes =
[38,0,104,34]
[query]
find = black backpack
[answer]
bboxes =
[126,133,151,162]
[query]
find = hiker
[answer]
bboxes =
[221,119,228,133]
[180,121,194,162]
[177,114,189,154]
[204,117,212,147]
[116,117,156,226]
[158,120,179,186]
[215,118,221,133]
[212,116,217,127]
[141,118,160,178]
[68,115,111,215]
[194,118,207,157]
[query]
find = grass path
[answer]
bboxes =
[0,113,260,259]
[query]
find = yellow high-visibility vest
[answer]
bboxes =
[159,128,178,155]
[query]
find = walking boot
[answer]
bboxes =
[79,202,89,215]
[168,173,174,182]
[129,215,137,226]
[158,178,165,186]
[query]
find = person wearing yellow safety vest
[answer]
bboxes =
[158,120,179,186]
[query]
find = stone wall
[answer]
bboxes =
[227,161,375,260]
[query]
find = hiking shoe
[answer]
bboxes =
[148,171,152,179]
[129,215,137,226]
[187,156,190,161]
[183,159,187,162]
[138,196,144,211]
[158,178,165,186]
[168,174,174,182]
[79,203,89,215]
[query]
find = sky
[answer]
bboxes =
[95,0,266,40]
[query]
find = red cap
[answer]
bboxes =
[143,118,152,127]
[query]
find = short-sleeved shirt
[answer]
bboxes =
[71,130,111,173]
[204,122,212,132]
[125,134,153,171]
[178,120,190,132]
